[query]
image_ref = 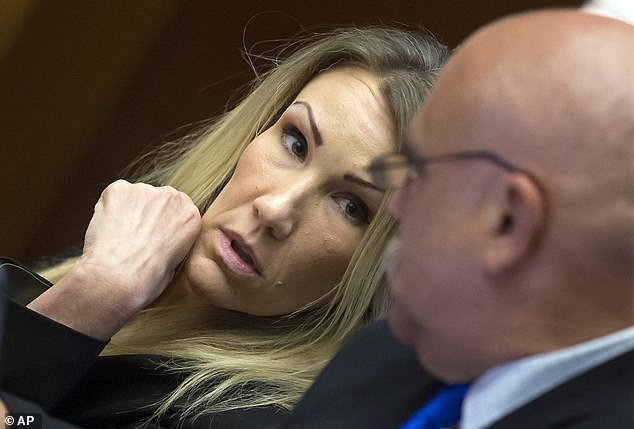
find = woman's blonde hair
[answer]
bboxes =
[42,25,449,423]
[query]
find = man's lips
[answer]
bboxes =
[215,229,261,277]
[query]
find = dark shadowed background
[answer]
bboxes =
[0,0,582,266]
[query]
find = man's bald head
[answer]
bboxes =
[391,9,633,380]
[414,9,634,289]
[418,9,633,166]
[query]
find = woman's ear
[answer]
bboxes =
[485,173,545,274]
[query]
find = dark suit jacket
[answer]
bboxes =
[276,319,444,429]
[280,326,633,429]
[488,348,634,429]
[277,320,634,429]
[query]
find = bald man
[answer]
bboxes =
[381,8,634,429]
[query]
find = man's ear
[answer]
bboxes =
[485,173,545,274]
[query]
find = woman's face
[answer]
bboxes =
[183,66,394,316]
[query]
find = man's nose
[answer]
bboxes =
[252,184,307,239]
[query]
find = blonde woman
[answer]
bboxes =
[0,26,449,428]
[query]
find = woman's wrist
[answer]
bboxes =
[27,259,145,340]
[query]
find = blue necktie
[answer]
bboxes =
[398,384,469,429]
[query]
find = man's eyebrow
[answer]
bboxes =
[294,101,323,146]
[343,173,383,193]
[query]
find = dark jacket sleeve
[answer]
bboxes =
[0,257,108,411]
[0,391,83,429]
[276,320,444,429]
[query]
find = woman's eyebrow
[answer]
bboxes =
[400,138,415,157]
[343,173,383,193]
[294,101,323,146]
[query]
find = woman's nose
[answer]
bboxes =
[252,191,299,240]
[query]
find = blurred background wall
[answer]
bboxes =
[0,0,582,267]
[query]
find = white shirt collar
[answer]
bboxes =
[460,325,634,429]
[582,0,634,25]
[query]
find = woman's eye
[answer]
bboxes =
[335,196,370,225]
[282,128,308,160]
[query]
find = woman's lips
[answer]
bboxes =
[215,229,260,277]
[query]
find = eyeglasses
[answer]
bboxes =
[368,150,526,190]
